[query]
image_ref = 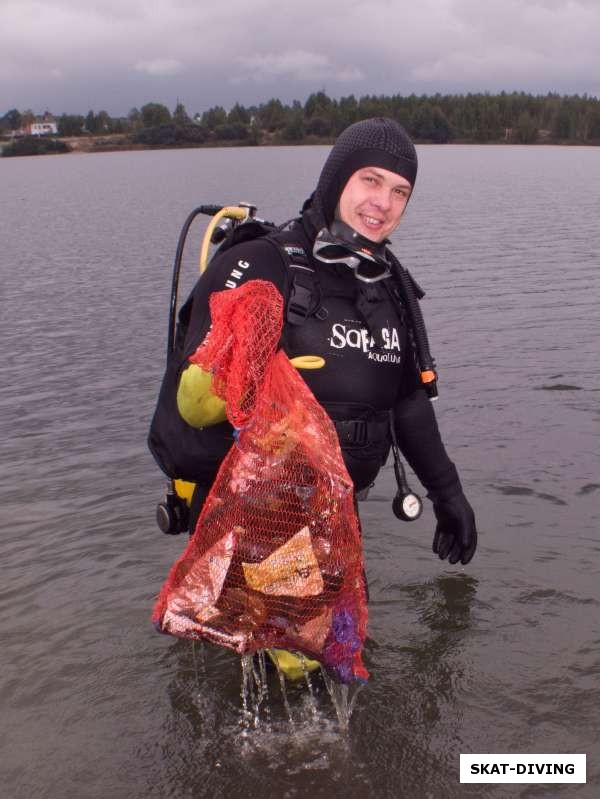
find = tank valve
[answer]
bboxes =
[156,484,189,535]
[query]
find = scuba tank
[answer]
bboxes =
[152,202,322,534]
[155,203,267,534]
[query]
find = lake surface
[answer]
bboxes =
[1,143,599,798]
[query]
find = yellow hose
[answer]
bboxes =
[199,206,249,273]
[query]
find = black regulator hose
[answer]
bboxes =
[389,410,423,522]
[387,251,439,400]
[159,203,227,535]
[167,205,226,358]
[168,207,202,358]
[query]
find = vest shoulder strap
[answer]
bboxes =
[269,230,322,327]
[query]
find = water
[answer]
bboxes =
[1,144,599,798]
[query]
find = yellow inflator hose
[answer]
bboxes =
[199,206,249,273]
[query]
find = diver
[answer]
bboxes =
[151,117,477,567]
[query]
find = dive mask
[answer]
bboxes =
[312,220,392,283]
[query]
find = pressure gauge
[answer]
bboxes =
[393,490,423,522]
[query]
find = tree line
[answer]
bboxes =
[2,91,600,146]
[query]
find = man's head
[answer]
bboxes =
[306,117,418,243]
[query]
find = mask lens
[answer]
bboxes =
[354,260,391,282]
[314,242,357,261]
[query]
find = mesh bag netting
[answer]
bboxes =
[153,279,368,683]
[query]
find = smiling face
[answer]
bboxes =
[336,166,412,243]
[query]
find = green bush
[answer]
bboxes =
[132,124,209,146]
[213,123,249,141]
[2,136,71,157]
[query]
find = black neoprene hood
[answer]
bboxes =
[307,117,418,230]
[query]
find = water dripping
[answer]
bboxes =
[252,650,269,722]
[239,651,271,729]
[238,651,364,733]
[320,667,363,731]
[299,654,318,718]
[256,649,271,723]
[273,659,295,725]
[240,653,255,728]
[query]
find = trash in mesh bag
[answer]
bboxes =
[152,279,369,683]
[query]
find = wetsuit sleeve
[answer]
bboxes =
[182,238,289,359]
[393,388,462,500]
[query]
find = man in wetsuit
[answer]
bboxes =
[171,117,477,566]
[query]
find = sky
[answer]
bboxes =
[1,0,599,117]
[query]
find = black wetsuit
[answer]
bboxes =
[179,217,460,514]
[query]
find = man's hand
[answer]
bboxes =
[431,492,478,565]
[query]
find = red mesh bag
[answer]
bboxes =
[152,280,369,683]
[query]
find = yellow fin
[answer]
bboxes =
[266,649,321,682]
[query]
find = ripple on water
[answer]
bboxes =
[515,588,599,607]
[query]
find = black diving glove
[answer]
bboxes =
[431,491,477,565]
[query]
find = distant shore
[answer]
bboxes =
[2,131,597,158]
[66,133,600,150]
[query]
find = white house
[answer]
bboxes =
[28,121,58,136]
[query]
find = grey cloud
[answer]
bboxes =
[233,51,364,84]
[135,59,185,77]
[1,0,599,115]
